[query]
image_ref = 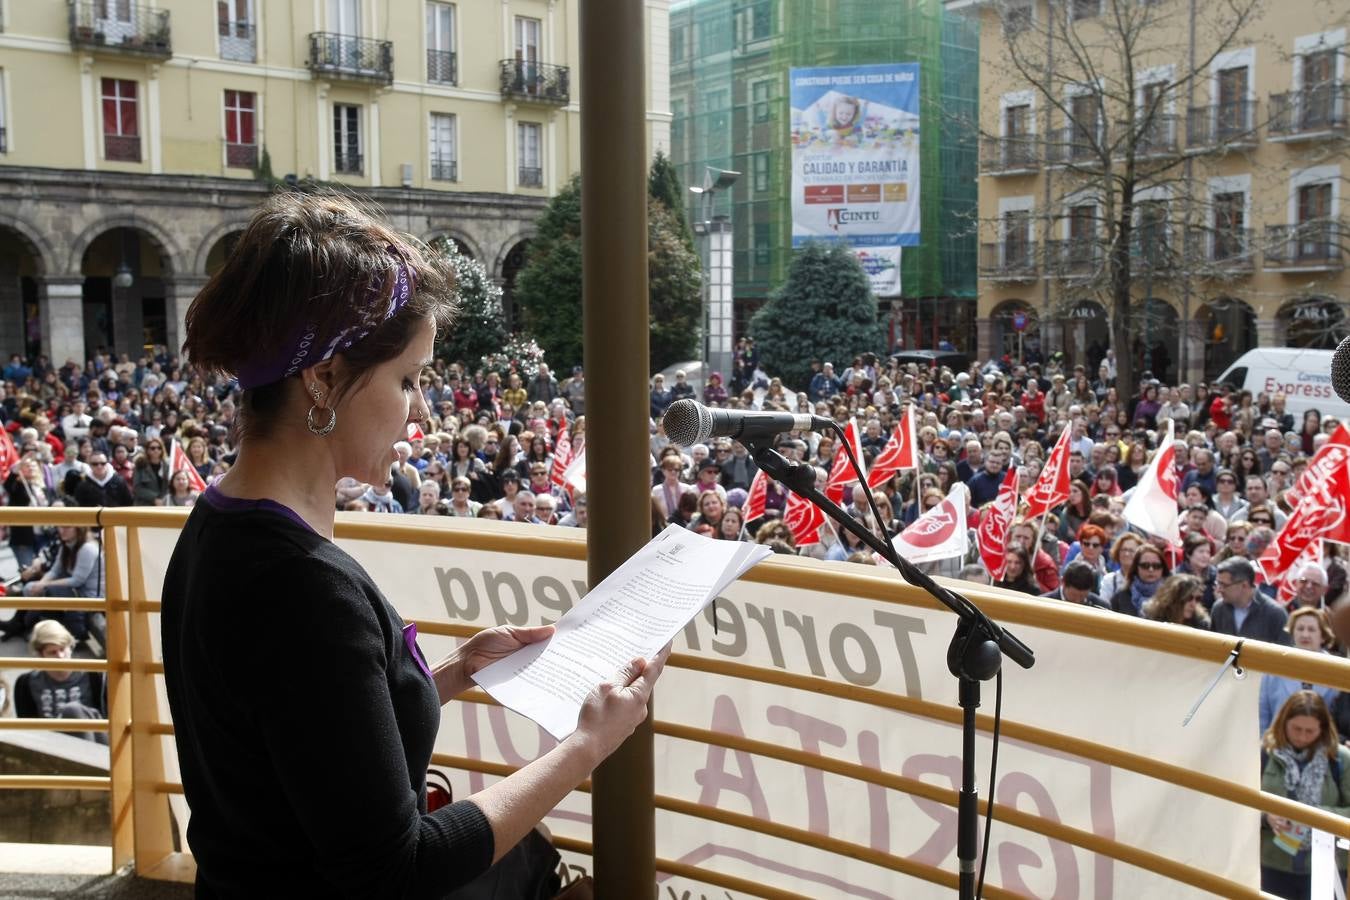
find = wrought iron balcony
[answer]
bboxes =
[225,142,258,169]
[1045,124,1100,166]
[0,127,6,154]
[499,60,570,105]
[1117,113,1177,156]
[218,21,256,63]
[307,33,393,85]
[518,166,543,188]
[1268,86,1349,141]
[1131,234,1180,273]
[1264,221,1344,271]
[978,136,1039,175]
[1044,239,1102,278]
[104,134,141,163]
[1185,227,1254,272]
[1186,101,1258,149]
[427,49,457,85]
[430,159,458,182]
[333,149,364,175]
[69,1,171,59]
[979,241,1039,280]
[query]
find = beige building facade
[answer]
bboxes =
[950,0,1347,386]
[0,0,671,364]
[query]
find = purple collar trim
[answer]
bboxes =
[202,484,317,535]
[235,245,416,391]
[402,622,434,680]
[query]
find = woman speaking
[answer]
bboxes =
[163,193,665,897]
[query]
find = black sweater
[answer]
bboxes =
[161,495,493,898]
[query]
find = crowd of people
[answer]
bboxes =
[0,335,1347,895]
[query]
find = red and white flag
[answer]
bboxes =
[825,418,866,505]
[867,404,919,488]
[0,427,17,483]
[550,428,573,490]
[1259,470,1348,585]
[406,422,425,442]
[560,447,587,496]
[1284,423,1350,543]
[888,484,969,565]
[1123,420,1181,545]
[170,439,208,494]
[784,489,826,546]
[1024,423,1073,520]
[743,469,769,522]
[977,466,1021,580]
[1275,541,1324,608]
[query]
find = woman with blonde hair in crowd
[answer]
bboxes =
[1141,574,1210,629]
[1259,609,1341,734]
[1099,532,1144,600]
[1260,690,1350,898]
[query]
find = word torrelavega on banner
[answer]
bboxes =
[791,63,921,250]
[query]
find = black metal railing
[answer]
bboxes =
[979,241,1039,279]
[104,134,141,163]
[1186,227,1254,270]
[1132,233,1179,271]
[0,128,6,154]
[307,33,393,85]
[1265,221,1344,269]
[225,142,257,169]
[1269,86,1349,139]
[1186,101,1258,148]
[430,159,458,182]
[69,1,171,58]
[333,149,363,175]
[218,21,256,63]
[427,49,457,85]
[1045,124,1100,165]
[518,166,543,187]
[1117,113,1177,156]
[1044,239,1102,277]
[499,60,570,105]
[979,135,1039,174]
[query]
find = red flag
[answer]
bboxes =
[407,422,425,442]
[825,418,865,505]
[0,427,17,483]
[890,485,969,564]
[1122,420,1182,545]
[550,428,573,490]
[1285,423,1350,542]
[1276,541,1323,607]
[1259,467,1349,583]
[785,489,826,546]
[743,469,769,521]
[977,466,1021,580]
[867,404,919,488]
[170,439,208,493]
[1024,423,1073,519]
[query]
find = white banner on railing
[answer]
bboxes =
[136,522,1260,898]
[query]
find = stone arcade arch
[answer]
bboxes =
[1278,295,1348,350]
[497,237,532,329]
[989,299,1038,364]
[79,224,179,360]
[0,215,56,359]
[1196,297,1258,382]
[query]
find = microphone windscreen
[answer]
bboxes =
[662,399,709,447]
[1334,334,1350,404]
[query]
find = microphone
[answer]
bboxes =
[1334,334,1350,404]
[662,398,834,447]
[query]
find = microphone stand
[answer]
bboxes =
[745,440,1034,900]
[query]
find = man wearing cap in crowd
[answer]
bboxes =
[694,457,729,504]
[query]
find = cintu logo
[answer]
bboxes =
[826,207,882,228]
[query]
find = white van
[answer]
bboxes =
[1215,348,1350,423]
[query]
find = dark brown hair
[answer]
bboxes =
[183,192,458,437]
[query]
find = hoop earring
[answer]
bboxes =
[307,404,336,437]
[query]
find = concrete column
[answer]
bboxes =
[976,317,994,363]
[38,277,86,367]
[167,276,208,357]
[1183,319,1206,386]
[1256,316,1283,350]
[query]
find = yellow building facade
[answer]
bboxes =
[949,0,1347,386]
[0,0,671,364]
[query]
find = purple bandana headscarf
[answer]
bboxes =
[235,246,416,390]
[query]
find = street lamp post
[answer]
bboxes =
[690,167,739,392]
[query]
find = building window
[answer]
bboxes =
[426,2,456,84]
[333,103,362,174]
[101,77,140,162]
[517,121,542,187]
[1212,192,1245,260]
[217,0,256,62]
[1071,0,1101,20]
[1069,92,1099,159]
[1300,48,1338,129]
[752,152,769,192]
[1002,210,1032,267]
[329,0,361,36]
[1067,203,1096,263]
[515,16,541,65]
[1137,200,1169,266]
[672,25,686,63]
[741,1,772,42]
[224,89,257,169]
[430,112,457,182]
[1215,65,1250,136]
[0,70,7,154]
[1004,1,1032,36]
[1296,182,1334,259]
[751,79,772,123]
[753,222,771,265]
